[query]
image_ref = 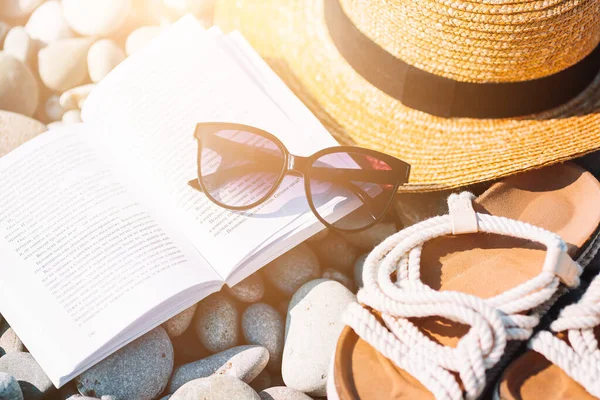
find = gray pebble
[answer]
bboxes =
[0,53,39,117]
[38,38,92,92]
[75,327,173,400]
[353,254,367,289]
[310,232,359,273]
[171,375,259,400]
[168,345,268,394]
[227,274,265,303]
[258,386,313,400]
[242,304,283,372]
[322,268,354,291]
[342,221,396,251]
[0,322,24,356]
[163,304,197,338]
[282,279,355,396]
[194,293,240,353]
[0,372,23,400]
[0,352,54,400]
[264,244,320,296]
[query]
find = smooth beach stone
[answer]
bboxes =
[171,376,260,400]
[282,279,355,396]
[194,293,240,354]
[87,39,125,83]
[0,110,46,156]
[125,26,162,56]
[0,352,54,400]
[310,232,359,273]
[322,268,354,291]
[159,396,171,400]
[75,327,173,400]
[59,84,96,111]
[38,38,92,92]
[0,0,44,19]
[227,274,265,303]
[44,94,64,122]
[25,0,73,44]
[342,221,396,251]
[249,369,271,393]
[3,26,37,67]
[0,22,10,48]
[168,345,269,393]
[46,121,65,130]
[353,254,367,289]
[306,228,329,243]
[264,244,320,296]
[163,304,197,338]
[62,109,82,124]
[241,303,283,372]
[0,53,38,116]
[62,0,132,37]
[258,386,313,400]
[0,322,24,356]
[0,372,23,400]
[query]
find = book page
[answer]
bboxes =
[0,126,221,385]
[82,17,339,279]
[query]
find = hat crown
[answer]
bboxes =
[340,0,600,83]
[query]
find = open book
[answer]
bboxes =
[0,16,348,386]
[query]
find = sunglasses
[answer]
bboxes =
[188,122,411,233]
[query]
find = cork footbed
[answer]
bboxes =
[333,163,600,400]
[498,327,600,400]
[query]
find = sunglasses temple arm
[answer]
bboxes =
[309,167,404,185]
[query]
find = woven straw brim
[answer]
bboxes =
[214,0,600,192]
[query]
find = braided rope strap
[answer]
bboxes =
[528,275,600,397]
[344,192,583,400]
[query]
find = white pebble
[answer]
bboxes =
[59,84,96,111]
[62,109,82,124]
[0,0,44,20]
[3,26,38,67]
[38,38,92,92]
[126,26,163,56]
[44,95,64,122]
[62,0,132,36]
[25,1,73,44]
[87,39,126,83]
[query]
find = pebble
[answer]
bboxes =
[342,221,396,251]
[25,0,73,44]
[59,84,96,111]
[62,0,132,37]
[322,268,354,291]
[75,327,173,400]
[62,109,82,124]
[44,95,64,122]
[46,121,65,130]
[87,40,126,83]
[171,376,260,400]
[242,303,283,372]
[125,26,163,56]
[0,372,23,400]
[163,304,197,338]
[282,279,355,397]
[38,38,92,92]
[354,254,367,289]
[310,232,359,273]
[227,274,265,303]
[0,0,44,20]
[249,369,271,393]
[0,22,9,48]
[3,26,37,67]
[0,352,54,400]
[168,345,268,394]
[264,244,320,296]
[0,322,24,356]
[0,110,46,157]
[194,293,240,354]
[0,53,38,117]
[258,386,313,400]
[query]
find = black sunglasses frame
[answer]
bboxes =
[191,122,411,233]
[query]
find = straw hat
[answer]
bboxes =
[214,0,600,191]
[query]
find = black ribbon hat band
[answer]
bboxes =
[324,0,600,119]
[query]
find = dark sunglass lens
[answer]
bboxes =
[308,151,396,231]
[199,129,285,208]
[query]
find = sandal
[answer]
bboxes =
[328,163,600,400]
[497,273,600,399]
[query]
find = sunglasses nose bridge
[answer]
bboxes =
[287,154,309,176]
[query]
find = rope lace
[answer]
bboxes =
[528,275,600,398]
[343,192,583,400]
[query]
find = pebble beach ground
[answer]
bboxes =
[0,2,447,398]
